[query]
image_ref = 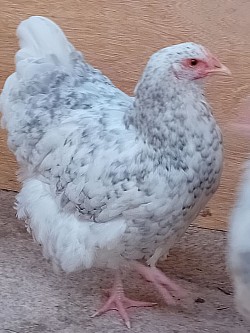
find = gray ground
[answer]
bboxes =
[1,189,250,333]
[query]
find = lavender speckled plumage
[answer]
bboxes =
[1,16,223,272]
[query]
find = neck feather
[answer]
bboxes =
[125,78,209,148]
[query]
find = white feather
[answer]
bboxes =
[228,160,250,320]
[16,178,126,271]
[16,16,75,70]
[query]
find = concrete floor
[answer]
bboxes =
[1,189,250,333]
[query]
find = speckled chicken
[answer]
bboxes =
[1,16,230,328]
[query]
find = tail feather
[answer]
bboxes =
[1,16,78,129]
[16,16,75,71]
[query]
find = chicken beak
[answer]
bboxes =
[207,63,231,76]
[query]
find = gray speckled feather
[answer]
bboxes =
[1,16,223,271]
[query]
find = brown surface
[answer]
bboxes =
[1,189,250,333]
[1,1,250,230]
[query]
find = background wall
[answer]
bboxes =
[0,0,249,230]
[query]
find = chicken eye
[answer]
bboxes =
[190,59,198,66]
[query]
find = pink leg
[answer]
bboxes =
[92,271,157,328]
[132,262,186,305]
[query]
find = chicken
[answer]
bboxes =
[0,16,230,327]
[228,96,250,321]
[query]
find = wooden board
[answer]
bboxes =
[0,0,250,230]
